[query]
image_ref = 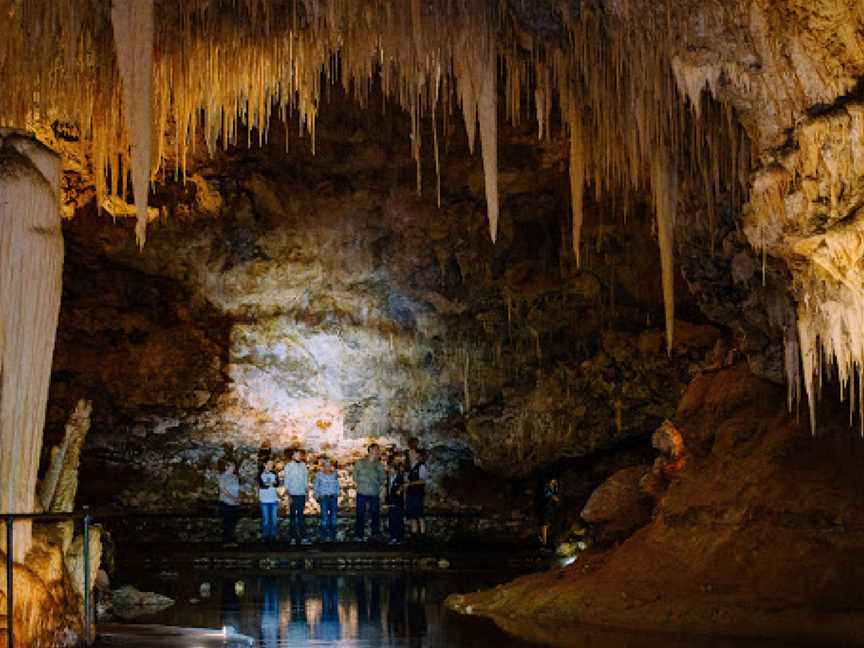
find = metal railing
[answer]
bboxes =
[0,505,491,646]
[2,508,93,648]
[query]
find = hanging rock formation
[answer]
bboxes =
[110,0,154,248]
[0,132,64,560]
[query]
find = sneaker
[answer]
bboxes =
[388,538,400,546]
[300,538,312,546]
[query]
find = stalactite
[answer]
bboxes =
[652,147,677,354]
[0,0,773,411]
[569,97,585,266]
[0,0,748,256]
[111,0,154,249]
[0,133,64,561]
[476,40,499,243]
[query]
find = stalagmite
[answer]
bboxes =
[0,133,64,561]
[652,148,677,354]
[111,0,154,248]
[38,400,93,513]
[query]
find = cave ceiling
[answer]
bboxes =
[3,0,864,428]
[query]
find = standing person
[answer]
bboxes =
[405,448,428,539]
[283,448,310,545]
[353,443,385,541]
[385,457,406,545]
[540,476,560,547]
[217,458,241,547]
[314,457,340,542]
[258,459,279,543]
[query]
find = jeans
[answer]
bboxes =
[220,502,239,543]
[260,502,278,539]
[289,495,306,540]
[388,504,404,541]
[355,494,380,538]
[319,495,338,540]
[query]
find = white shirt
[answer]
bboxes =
[218,472,240,505]
[283,461,309,496]
[258,471,278,503]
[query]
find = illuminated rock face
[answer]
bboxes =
[46,105,712,518]
[660,0,864,424]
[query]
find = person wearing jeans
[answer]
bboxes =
[217,458,241,547]
[385,458,406,545]
[258,459,279,542]
[314,457,340,541]
[353,443,385,540]
[283,449,309,545]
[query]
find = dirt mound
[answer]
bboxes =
[448,364,864,644]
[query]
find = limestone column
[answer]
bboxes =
[0,132,64,561]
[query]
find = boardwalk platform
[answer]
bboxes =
[116,539,550,572]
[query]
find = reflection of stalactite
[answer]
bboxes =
[0,133,64,560]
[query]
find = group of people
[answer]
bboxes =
[216,443,429,547]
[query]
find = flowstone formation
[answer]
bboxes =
[0,132,64,560]
[0,400,100,648]
[448,364,864,644]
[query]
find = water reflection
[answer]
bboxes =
[132,570,518,647]
[118,570,791,647]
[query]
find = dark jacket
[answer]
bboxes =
[385,472,406,507]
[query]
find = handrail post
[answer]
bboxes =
[82,507,91,646]
[5,515,13,648]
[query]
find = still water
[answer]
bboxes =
[99,569,810,648]
[100,569,540,647]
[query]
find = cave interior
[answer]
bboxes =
[2,0,864,646]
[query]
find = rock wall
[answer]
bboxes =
[48,97,717,530]
[448,364,864,643]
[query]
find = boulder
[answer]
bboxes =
[111,585,174,619]
[581,465,654,544]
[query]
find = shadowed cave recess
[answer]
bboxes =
[2,0,864,646]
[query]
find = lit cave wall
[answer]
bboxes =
[45,101,718,538]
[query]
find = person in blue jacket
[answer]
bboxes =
[314,457,340,542]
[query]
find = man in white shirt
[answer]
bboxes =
[217,458,241,547]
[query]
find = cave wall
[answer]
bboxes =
[450,362,864,643]
[47,96,722,529]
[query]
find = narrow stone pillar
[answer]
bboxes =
[0,132,64,561]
